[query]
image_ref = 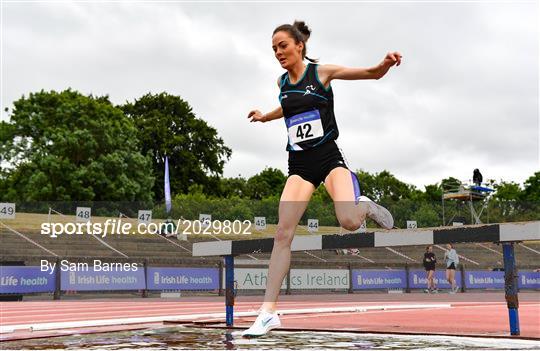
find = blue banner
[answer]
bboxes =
[0,266,56,294]
[61,267,145,291]
[519,271,540,289]
[352,269,406,289]
[147,267,219,290]
[2,266,537,294]
[409,270,462,289]
[466,271,505,289]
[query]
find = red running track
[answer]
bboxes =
[1,292,539,341]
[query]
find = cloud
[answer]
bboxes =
[1,2,537,189]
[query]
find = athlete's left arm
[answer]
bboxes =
[318,51,402,85]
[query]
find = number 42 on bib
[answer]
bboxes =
[287,110,324,145]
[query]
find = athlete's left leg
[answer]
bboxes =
[324,167,367,231]
[324,167,394,230]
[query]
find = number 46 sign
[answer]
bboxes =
[0,203,16,219]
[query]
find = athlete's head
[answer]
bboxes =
[426,245,432,252]
[446,243,453,250]
[272,21,316,69]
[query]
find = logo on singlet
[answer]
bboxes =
[303,85,316,96]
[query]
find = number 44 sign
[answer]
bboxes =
[307,219,319,233]
[0,203,16,219]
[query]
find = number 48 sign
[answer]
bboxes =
[0,203,16,219]
[76,207,91,222]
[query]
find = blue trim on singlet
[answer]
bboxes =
[280,74,288,88]
[280,90,328,101]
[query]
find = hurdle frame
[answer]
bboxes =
[193,221,540,336]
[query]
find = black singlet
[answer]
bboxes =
[279,63,339,151]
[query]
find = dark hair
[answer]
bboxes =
[273,20,318,63]
[426,245,432,252]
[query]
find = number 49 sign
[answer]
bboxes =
[0,203,16,219]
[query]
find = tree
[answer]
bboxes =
[494,181,522,202]
[441,177,462,192]
[521,172,540,202]
[356,170,415,202]
[218,176,247,198]
[245,167,286,199]
[0,89,154,201]
[422,183,443,203]
[122,93,231,200]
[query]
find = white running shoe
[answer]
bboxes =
[358,196,394,229]
[241,310,281,338]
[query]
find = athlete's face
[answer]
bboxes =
[272,31,303,69]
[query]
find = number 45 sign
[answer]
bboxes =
[0,203,16,219]
[254,217,266,231]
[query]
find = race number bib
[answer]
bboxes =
[286,110,324,145]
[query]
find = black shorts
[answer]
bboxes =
[288,140,348,187]
[447,263,456,270]
[424,266,435,272]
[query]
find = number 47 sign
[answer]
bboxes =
[0,203,16,219]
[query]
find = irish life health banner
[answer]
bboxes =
[61,267,145,291]
[352,269,407,289]
[147,267,219,290]
[1,266,56,294]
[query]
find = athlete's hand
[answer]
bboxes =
[383,51,402,67]
[248,109,265,123]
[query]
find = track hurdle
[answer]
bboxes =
[193,221,539,336]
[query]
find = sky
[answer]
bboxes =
[1,1,538,189]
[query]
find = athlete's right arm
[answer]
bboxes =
[248,106,283,123]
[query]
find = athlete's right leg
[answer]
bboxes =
[261,175,315,312]
[243,175,314,337]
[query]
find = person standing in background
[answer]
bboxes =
[423,245,437,293]
[445,243,460,293]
